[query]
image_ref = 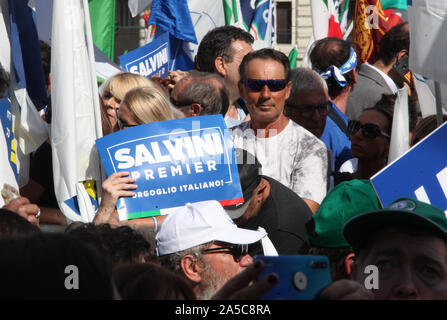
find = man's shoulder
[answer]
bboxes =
[263,176,313,221]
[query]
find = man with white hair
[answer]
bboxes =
[285,68,352,173]
[156,200,266,300]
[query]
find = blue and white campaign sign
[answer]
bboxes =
[119,31,169,79]
[96,115,243,220]
[371,122,447,213]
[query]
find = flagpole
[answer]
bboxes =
[82,0,105,202]
[434,81,444,127]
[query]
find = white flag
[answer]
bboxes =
[408,0,447,84]
[51,0,103,222]
[388,86,410,164]
[128,0,152,18]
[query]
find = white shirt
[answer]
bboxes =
[231,120,330,204]
[366,62,399,94]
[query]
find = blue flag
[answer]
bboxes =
[147,0,200,72]
[147,0,198,44]
[9,0,47,109]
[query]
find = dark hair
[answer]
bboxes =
[195,25,254,73]
[40,40,51,89]
[309,37,358,99]
[0,209,41,236]
[65,223,154,267]
[300,243,354,281]
[363,94,395,135]
[378,22,409,65]
[239,48,290,82]
[411,114,447,146]
[114,263,196,300]
[0,233,115,299]
[0,62,10,98]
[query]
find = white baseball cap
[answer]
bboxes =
[155,200,267,256]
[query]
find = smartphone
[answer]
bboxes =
[393,54,411,86]
[254,255,332,300]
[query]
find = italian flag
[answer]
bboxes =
[310,0,347,41]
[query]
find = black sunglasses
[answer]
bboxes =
[116,111,137,130]
[348,120,390,139]
[201,243,249,262]
[285,101,330,118]
[243,79,287,92]
[170,97,193,108]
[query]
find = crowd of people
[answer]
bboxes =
[1,21,447,301]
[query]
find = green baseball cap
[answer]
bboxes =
[343,197,447,252]
[306,179,382,248]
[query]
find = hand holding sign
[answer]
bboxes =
[96,115,243,221]
[94,172,137,225]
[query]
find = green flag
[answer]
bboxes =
[288,45,298,69]
[381,0,408,10]
[89,0,116,61]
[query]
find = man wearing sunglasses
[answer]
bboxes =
[285,68,353,174]
[231,48,330,213]
[157,200,267,300]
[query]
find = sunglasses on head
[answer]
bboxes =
[201,243,249,262]
[348,120,390,139]
[243,79,287,92]
[285,101,330,118]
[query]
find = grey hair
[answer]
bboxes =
[158,243,210,275]
[287,67,328,98]
[177,79,224,116]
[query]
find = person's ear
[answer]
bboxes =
[180,254,202,283]
[344,253,356,276]
[284,81,292,100]
[352,67,358,86]
[255,180,268,203]
[349,259,360,281]
[238,81,246,100]
[397,49,409,61]
[214,57,226,78]
[191,103,202,116]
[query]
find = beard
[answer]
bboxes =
[196,262,229,300]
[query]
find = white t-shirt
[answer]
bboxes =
[231,120,330,204]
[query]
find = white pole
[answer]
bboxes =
[82,0,105,201]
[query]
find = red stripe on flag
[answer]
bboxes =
[219,198,244,207]
[328,15,343,38]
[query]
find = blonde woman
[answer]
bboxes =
[101,72,156,129]
[115,86,180,129]
[95,86,181,227]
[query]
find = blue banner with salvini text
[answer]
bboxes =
[95,115,243,221]
[119,31,170,79]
